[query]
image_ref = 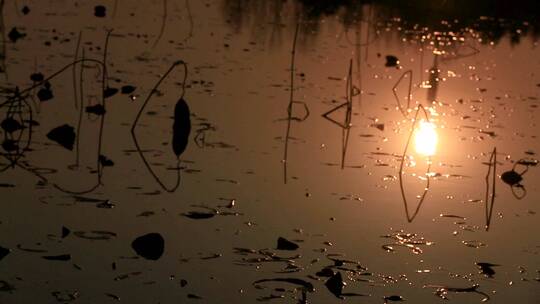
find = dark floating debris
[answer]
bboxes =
[172,98,191,157]
[8,27,26,42]
[17,244,47,253]
[114,271,142,281]
[276,237,299,251]
[371,123,385,131]
[0,280,16,293]
[187,294,203,300]
[46,124,76,150]
[424,284,490,302]
[182,211,215,220]
[501,170,522,186]
[385,55,399,67]
[325,272,345,298]
[51,290,79,302]
[517,158,538,166]
[94,5,106,17]
[86,104,106,115]
[253,278,315,292]
[21,5,30,15]
[37,85,54,102]
[2,139,18,152]
[104,87,118,98]
[121,85,136,94]
[500,158,536,199]
[0,246,11,261]
[30,72,44,82]
[131,233,165,260]
[62,226,71,238]
[384,295,404,302]
[316,267,335,277]
[1,117,24,133]
[98,155,114,167]
[42,254,71,261]
[462,240,487,248]
[440,214,466,220]
[476,262,499,278]
[105,293,121,301]
[137,211,155,217]
[96,200,115,209]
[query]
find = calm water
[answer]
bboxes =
[1,1,539,303]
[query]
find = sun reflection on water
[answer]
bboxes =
[414,120,438,157]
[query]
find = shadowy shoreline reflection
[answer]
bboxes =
[223,0,540,45]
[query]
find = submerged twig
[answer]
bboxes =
[282,21,310,184]
[484,147,496,231]
[183,0,194,44]
[72,31,82,109]
[74,48,86,168]
[0,0,7,79]
[152,0,168,48]
[322,59,357,169]
[393,70,413,118]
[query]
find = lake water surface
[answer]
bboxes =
[1,1,539,303]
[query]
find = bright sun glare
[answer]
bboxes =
[414,120,438,157]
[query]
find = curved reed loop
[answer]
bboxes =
[398,104,432,223]
[130,60,188,193]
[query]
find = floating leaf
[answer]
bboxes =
[47,124,76,150]
[37,87,54,102]
[501,170,522,186]
[86,104,106,115]
[276,237,299,251]
[98,155,114,167]
[1,117,23,133]
[385,55,399,67]
[0,246,11,261]
[8,27,25,42]
[94,5,106,17]
[131,233,164,260]
[104,87,118,98]
[1,139,18,152]
[62,226,71,238]
[172,98,191,157]
[30,72,44,82]
[121,85,136,94]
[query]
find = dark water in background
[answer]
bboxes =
[1,0,539,303]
